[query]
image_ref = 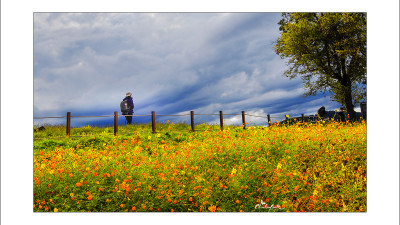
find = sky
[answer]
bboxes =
[33,12,346,126]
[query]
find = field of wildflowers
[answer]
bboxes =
[33,120,366,212]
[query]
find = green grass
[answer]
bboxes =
[33,121,366,212]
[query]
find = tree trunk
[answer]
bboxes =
[344,86,356,122]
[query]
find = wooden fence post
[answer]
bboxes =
[242,111,246,130]
[66,112,71,137]
[190,111,195,132]
[267,114,271,126]
[114,111,118,136]
[152,111,156,133]
[219,111,223,131]
[302,114,305,123]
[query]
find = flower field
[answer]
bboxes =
[33,120,366,212]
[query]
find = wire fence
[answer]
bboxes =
[34,110,319,140]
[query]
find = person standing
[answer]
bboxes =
[317,106,327,119]
[338,107,345,122]
[121,92,134,124]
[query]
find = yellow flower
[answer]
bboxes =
[231,167,237,175]
[54,208,58,212]
[148,136,151,140]
[276,163,282,170]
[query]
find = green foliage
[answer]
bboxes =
[33,122,366,212]
[274,13,366,120]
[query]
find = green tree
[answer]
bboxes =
[274,13,366,121]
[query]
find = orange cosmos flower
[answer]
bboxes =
[88,195,93,200]
[189,197,193,202]
[178,190,184,195]
[236,200,240,204]
[69,173,73,177]
[173,200,177,204]
[76,182,82,187]
[132,206,136,211]
[208,205,217,212]
[93,172,98,177]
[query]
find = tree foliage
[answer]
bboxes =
[274,13,366,121]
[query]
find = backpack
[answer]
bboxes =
[120,99,129,114]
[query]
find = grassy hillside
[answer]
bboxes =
[33,121,366,212]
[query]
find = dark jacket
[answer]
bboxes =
[123,96,134,114]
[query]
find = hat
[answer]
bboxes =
[126,92,132,97]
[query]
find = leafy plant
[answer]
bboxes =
[34,121,366,212]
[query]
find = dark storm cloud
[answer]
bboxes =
[34,12,342,125]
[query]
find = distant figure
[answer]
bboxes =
[360,102,366,120]
[120,92,134,125]
[338,107,345,122]
[317,106,327,118]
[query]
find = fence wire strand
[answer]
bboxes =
[34,116,66,119]
[119,115,151,117]
[72,115,113,118]
[245,114,268,118]
[157,114,190,117]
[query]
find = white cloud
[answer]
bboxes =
[33,12,342,125]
